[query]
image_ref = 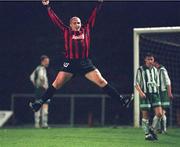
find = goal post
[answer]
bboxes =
[133,26,180,128]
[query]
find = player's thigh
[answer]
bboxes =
[52,71,73,89]
[149,93,162,117]
[42,104,48,110]
[85,69,107,87]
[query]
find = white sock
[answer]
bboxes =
[152,115,160,131]
[142,118,149,134]
[42,108,48,127]
[153,115,161,130]
[162,115,167,131]
[34,110,40,128]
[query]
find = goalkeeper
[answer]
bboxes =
[29,0,132,113]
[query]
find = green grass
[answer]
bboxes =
[0,127,180,147]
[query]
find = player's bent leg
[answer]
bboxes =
[155,114,162,133]
[85,69,107,87]
[141,110,154,141]
[153,106,163,130]
[141,111,150,135]
[29,71,73,112]
[154,109,165,133]
[85,69,132,107]
[151,106,163,139]
[52,71,73,89]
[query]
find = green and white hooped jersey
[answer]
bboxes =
[135,66,159,94]
[158,66,171,92]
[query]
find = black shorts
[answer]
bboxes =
[35,87,50,104]
[61,58,96,75]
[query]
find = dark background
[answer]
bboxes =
[0,1,180,122]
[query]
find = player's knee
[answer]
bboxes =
[97,79,107,87]
[52,82,61,89]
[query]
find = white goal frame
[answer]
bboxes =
[133,26,180,128]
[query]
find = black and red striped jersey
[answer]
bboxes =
[47,3,102,60]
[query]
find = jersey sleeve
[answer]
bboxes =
[86,2,102,28]
[161,68,171,86]
[47,6,68,32]
[135,68,142,86]
[30,70,35,84]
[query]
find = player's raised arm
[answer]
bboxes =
[86,0,103,28]
[42,0,67,32]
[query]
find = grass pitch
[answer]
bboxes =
[0,126,180,147]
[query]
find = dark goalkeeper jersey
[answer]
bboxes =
[47,2,102,60]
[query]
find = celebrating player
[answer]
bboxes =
[153,58,173,134]
[29,0,132,112]
[135,53,162,141]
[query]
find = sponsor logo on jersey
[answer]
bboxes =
[63,62,69,68]
[72,34,84,40]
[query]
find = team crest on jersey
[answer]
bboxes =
[72,34,84,40]
[63,62,69,68]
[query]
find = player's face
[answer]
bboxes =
[42,58,50,67]
[145,56,154,68]
[70,17,81,31]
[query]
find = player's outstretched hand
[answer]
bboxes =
[42,0,49,6]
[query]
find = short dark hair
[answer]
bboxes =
[40,55,49,62]
[144,52,154,58]
[154,55,159,63]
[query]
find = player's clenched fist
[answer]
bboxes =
[42,0,49,6]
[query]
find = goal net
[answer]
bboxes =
[133,27,180,127]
